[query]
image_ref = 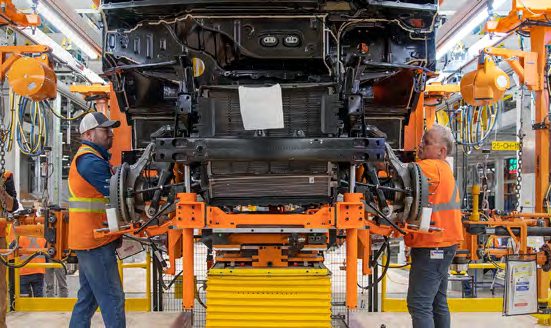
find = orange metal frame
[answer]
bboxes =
[70,83,132,166]
[0,45,50,79]
[424,82,460,107]
[0,209,69,261]
[484,3,551,302]
[93,192,378,309]
[0,0,40,27]
[464,219,529,254]
[93,187,441,310]
[486,1,551,216]
[403,81,457,151]
[482,47,539,90]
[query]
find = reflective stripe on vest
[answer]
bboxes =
[68,144,117,250]
[68,197,108,214]
[68,146,108,214]
[432,186,461,212]
[77,146,101,158]
[20,237,42,261]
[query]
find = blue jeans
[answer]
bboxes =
[407,245,457,328]
[20,273,44,297]
[69,242,125,328]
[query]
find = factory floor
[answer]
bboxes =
[6,311,542,327]
[7,312,181,327]
[5,249,546,327]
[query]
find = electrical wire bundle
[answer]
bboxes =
[0,90,93,157]
[449,101,501,154]
[14,96,48,156]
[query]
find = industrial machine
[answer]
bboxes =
[0,1,72,289]
[3,0,551,326]
[93,0,439,326]
[447,0,551,319]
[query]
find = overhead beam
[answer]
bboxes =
[40,0,101,55]
[436,0,488,49]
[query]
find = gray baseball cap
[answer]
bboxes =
[79,112,120,134]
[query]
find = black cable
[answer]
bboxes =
[196,283,207,309]
[0,252,48,268]
[364,201,406,235]
[135,201,174,235]
[357,236,391,290]
[356,182,410,194]
[338,317,350,328]
[131,181,188,196]
[150,248,172,291]
[164,270,183,290]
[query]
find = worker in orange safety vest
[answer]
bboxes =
[0,170,18,328]
[16,235,47,297]
[68,112,125,328]
[405,124,463,328]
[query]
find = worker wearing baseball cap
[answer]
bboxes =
[68,112,125,328]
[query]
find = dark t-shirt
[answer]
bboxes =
[4,174,18,212]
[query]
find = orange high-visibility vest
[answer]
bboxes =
[68,145,117,250]
[0,171,14,237]
[404,159,463,248]
[18,235,46,275]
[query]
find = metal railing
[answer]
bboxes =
[11,252,151,312]
[380,261,505,312]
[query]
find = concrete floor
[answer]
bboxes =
[7,248,544,327]
[7,312,181,327]
[6,311,543,327]
[350,312,541,327]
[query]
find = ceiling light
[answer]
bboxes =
[467,32,507,57]
[35,2,100,60]
[436,0,508,60]
[19,27,104,84]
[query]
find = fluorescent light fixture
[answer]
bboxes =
[436,0,508,60]
[35,2,100,60]
[438,10,457,16]
[20,27,104,84]
[467,32,507,57]
[432,32,508,84]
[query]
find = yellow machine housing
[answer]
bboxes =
[206,267,332,328]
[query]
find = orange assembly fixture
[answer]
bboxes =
[7,54,56,100]
[0,2,56,101]
[0,0,40,27]
[70,83,132,166]
[0,45,56,101]
[484,0,551,216]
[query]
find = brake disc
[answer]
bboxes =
[109,163,129,223]
[108,143,155,224]
[407,162,429,225]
